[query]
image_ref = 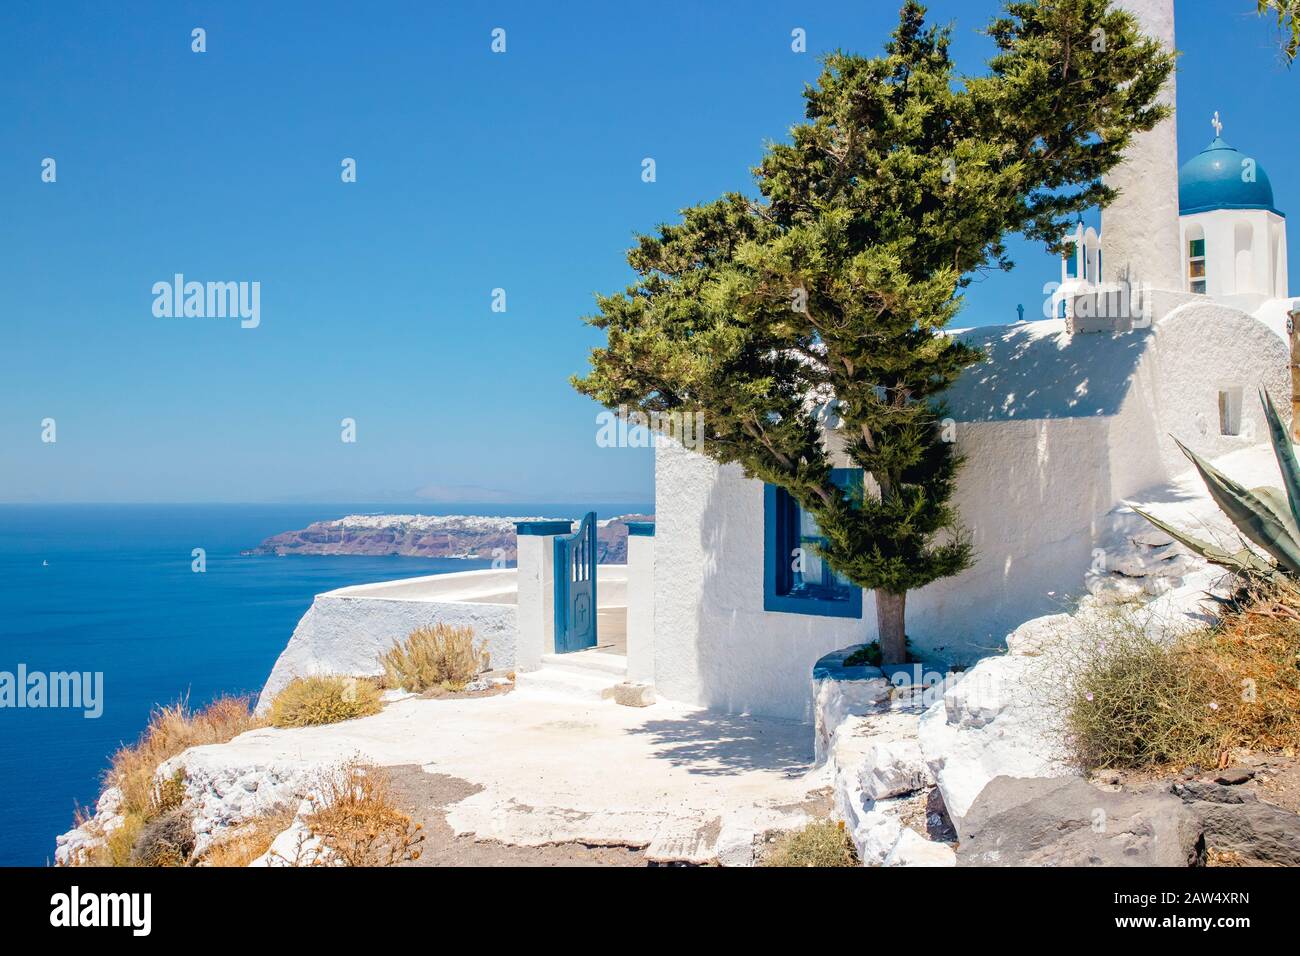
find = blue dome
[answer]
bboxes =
[1179,137,1281,216]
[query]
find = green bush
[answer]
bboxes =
[269,676,382,728]
[843,643,883,667]
[844,638,915,668]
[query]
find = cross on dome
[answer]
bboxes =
[1211,111,1223,137]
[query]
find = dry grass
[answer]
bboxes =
[201,807,297,867]
[269,676,382,728]
[94,815,145,868]
[1193,582,1300,755]
[1058,581,1300,773]
[380,623,487,693]
[303,763,424,866]
[760,820,858,868]
[68,695,263,866]
[107,696,263,820]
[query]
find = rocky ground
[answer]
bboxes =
[384,767,647,867]
[60,676,828,867]
[821,452,1300,868]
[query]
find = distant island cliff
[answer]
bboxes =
[243,513,653,564]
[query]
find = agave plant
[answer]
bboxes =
[1134,389,1300,584]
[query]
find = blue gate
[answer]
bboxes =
[553,511,598,653]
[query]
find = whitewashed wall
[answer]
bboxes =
[256,569,518,712]
[1148,300,1292,475]
[627,535,656,683]
[653,444,868,722]
[652,306,1292,721]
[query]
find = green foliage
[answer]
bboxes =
[844,643,884,668]
[843,637,916,667]
[269,676,383,728]
[1259,1,1300,64]
[574,1,1174,660]
[1135,390,1298,583]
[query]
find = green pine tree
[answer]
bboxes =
[574,0,1174,663]
[1259,1,1300,64]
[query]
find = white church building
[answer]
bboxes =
[631,0,1300,720]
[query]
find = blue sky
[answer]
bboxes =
[1,0,1296,503]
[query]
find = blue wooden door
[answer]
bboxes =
[553,512,598,653]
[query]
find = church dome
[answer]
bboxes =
[1179,137,1280,216]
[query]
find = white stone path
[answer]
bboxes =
[169,682,827,865]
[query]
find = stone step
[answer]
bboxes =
[515,665,622,701]
[539,651,628,678]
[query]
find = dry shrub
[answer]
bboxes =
[381,623,486,692]
[760,820,858,868]
[201,807,296,867]
[1193,581,1300,754]
[269,676,382,728]
[99,814,145,868]
[107,695,262,820]
[1059,622,1223,771]
[304,763,424,866]
[128,809,195,866]
[1058,581,1300,772]
[67,696,262,867]
[153,769,187,815]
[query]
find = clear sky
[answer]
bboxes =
[1,0,1296,503]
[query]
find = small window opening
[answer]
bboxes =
[1219,388,1242,436]
[1189,237,1207,294]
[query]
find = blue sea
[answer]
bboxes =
[0,502,648,867]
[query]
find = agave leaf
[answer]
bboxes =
[1131,507,1279,579]
[1253,486,1300,542]
[1259,388,1300,532]
[1175,439,1300,576]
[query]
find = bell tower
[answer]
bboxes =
[1100,0,1182,293]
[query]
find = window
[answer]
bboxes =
[1058,299,1068,320]
[1064,241,1079,279]
[763,469,863,618]
[1188,236,1207,294]
[1097,248,1102,283]
[1219,388,1242,437]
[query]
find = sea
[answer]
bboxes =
[0,502,649,867]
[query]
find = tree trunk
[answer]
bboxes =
[875,590,907,664]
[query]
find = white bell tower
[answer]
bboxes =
[1100,0,1182,293]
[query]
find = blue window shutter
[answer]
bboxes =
[762,472,864,619]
